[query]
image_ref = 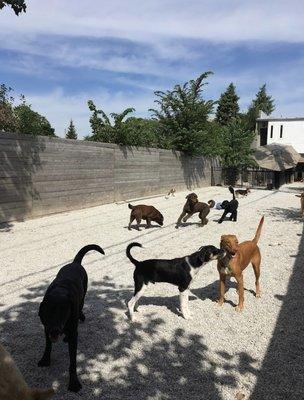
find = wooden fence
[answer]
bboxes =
[0,133,220,223]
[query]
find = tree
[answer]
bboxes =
[0,84,19,132]
[215,83,239,126]
[0,0,26,15]
[149,72,216,155]
[66,119,77,140]
[14,97,56,137]
[122,117,160,147]
[246,84,275,131]
[218,117,256,184]
[87,100,136,145]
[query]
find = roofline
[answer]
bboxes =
[257,117,304,122]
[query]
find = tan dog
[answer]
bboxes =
[295,193,304,217]
[0,343,54,400]
[217,216,264,311]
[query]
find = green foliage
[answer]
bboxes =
[66,119,77,140]
[246,84,275,131]
[122,117,160,147]
[150,72,216,155]
[218,118,256,169]
[0,84,19,132]
[14,96,56,137]
[215,83,239,126]
[0,0,26,15]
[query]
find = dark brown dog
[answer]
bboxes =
[175,193,215,228]
[217,216,264,311]
[128,204,164,230]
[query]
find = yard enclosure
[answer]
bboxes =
[0,133,219,223]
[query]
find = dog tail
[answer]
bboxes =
[73,244,105,264]
[208,199,215,208]
[253,216,264,244]
[126,242,142,265]
[128,203,134,210]
[228,186,235,199]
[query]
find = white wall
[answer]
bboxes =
[266,120,304,153]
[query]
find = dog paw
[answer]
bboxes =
[68,379,82,392]
[218,220,223,224]
[217,299,224,306]
[235,305,244,312]
[255,292,261,298]
[38,358,51,367]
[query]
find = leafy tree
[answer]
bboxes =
[87,100,135,145]
[14,96,56,137]
[0,84,19,132]
[0,0,26,15]
[149,72,216,155]
[246,84,275,131]
[218,117,256,184]
[66,119,77,140]
[122,117,160,147]
[215,83,239,126]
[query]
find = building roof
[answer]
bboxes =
[253,143,301,171]
[257,117,304,122]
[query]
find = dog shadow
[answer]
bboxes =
[124,223,162,230]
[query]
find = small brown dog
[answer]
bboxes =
[217,216,264,311]
[235,187,251,198]
[295,193,304,217]
[165,188,176,199]
[175,193,215,228]
[0,343,54,400]
[128,204,164,230]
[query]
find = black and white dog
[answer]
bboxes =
[38,244,105,392]
[126,243,225,320]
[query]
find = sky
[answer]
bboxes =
[0,0,303,138]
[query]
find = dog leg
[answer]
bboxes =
[145,218,152,229]
[252,256,261,298]
[217,273,226,306]
[176,211,186,228]
[67,328,82,392]
[179,289,191,319]
[182,213,193,223]
[38,329,52,367]
[235,275,244,312]
[218,210,228,224]
[128,282,147,321]
[128,215,135,230]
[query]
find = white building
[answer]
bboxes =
[254,115,304,153]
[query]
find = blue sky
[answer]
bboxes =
[0,0,303,137]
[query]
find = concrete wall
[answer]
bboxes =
[0,133,218,223]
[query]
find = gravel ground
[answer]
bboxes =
[1,183,303,400]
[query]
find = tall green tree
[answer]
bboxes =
[246,84,275,131]
[0,0,26,15]
[0,84,19,132]
[215,83,239,126]
[66,119,77,140]
[218,117,256,183]
[150,72,216,155]
[14,97,56,137]
[87,100,135,145]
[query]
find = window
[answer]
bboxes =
[280,125,283,138]
[270,125,273,138]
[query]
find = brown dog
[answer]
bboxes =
[217,216,264,311]
[128,204,164,230]
[175,193,215,228]
[295,193,304,217]
[0,343,54,400]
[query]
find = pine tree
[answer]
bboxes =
[246,84,275,131]
[215,83,239,126]
[66,119,77,139]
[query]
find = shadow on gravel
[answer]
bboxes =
[0,275,245,399]
[263,206,302,223]
[250,224,304,400]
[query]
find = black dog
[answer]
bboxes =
[126,242,225,320]
[218,186,239,223]
[38,244,105,392]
